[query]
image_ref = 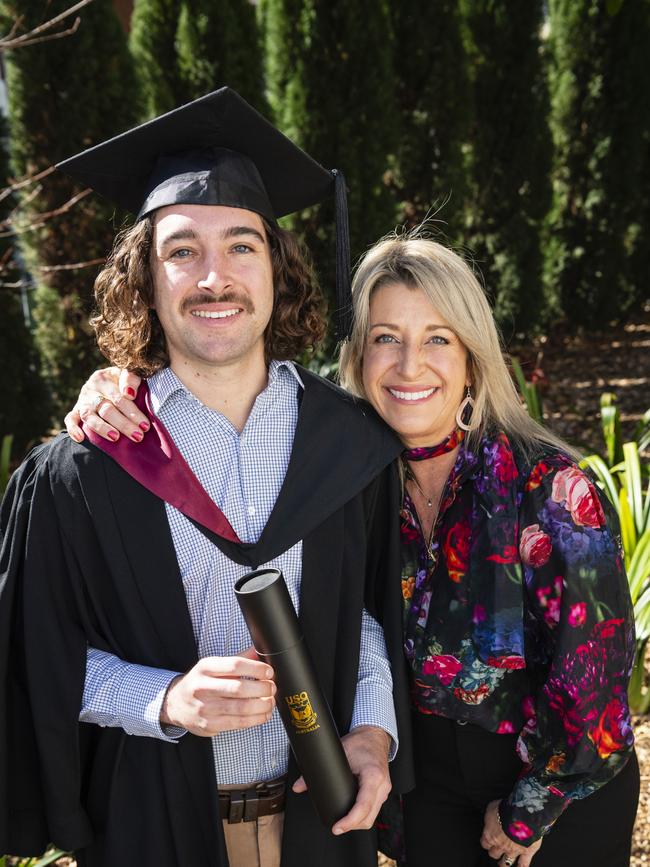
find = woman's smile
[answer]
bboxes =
[362,281,469,447]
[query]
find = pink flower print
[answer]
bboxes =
[422,654,463,686]
[520,524,552,568]
[565,473,606,529]
[568,602,587,628]
[552,467,582,503]
[536,581,562,627]
[508,821,534,841]
[472,604,487,625]
[551,467,605,529]
[546,597,561,626]
[521,695,536,721]
[497,720,515,734]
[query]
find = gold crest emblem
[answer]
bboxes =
[285,691,319,732]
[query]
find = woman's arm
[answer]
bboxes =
[499,456,635,844]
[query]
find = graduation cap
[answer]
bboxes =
[57,87,353,339]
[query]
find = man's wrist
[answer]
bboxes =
[349,724,391,757]
[160,674,183,727]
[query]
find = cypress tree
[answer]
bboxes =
[259,0,398,338]
[1,0,140,418]
[176,0,266,110]
[129,0,183,116]
[461,0,552,334]
[132,0,267,118]
[546,0,650,326]
[0,115,50,457]
[389,1,470,237]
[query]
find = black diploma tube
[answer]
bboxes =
[234,568,357,828]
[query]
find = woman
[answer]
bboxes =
[67,231,640,866]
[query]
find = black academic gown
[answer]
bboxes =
[0,369,414,867]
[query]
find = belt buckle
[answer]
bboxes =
[243,788,260,822]
[228,791,246,824]
[226,787,262,823]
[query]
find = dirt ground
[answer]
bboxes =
[508,315,650,455]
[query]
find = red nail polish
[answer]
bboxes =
[107,430,119,442]
[131,431,143,443]
[124,386,136,398]
[139,421,150,432]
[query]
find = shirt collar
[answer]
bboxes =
[147,359,304,415]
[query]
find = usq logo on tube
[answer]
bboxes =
[285,691,320,733]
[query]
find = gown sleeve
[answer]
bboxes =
[498,455,636,845]
[0,442,94,855]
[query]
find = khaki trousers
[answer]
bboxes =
[221,812,284,867]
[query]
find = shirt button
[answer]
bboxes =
[247,505,256,516]
[271,757,278,769]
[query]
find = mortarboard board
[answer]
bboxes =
[57,87,352,339]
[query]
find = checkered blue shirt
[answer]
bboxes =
[81,361,397,784]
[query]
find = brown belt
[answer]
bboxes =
[219,779,286,824]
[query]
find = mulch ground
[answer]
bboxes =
[9,311,650,867]
[508,314,650,455]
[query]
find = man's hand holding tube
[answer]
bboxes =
[160,648,276,736]
[292,725,392,835]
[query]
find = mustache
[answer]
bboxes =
[181,291,254,315]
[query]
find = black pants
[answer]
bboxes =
[403,712,640,867]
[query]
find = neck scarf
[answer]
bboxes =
[402,427,465,462]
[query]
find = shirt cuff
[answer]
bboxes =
[350,682,399,761]
[498,785,569,846]
[82,660,186,741]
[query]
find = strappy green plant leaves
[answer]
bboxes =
[0,434,13,497]
[511,357,544,424]
[1,849,68,867]
[581,393,650,713]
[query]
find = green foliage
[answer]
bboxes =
[0,114,50,454]
[0,434,12,497]
[130,0,183,116]
[0,286,50,456]
[259,0,398,345]
[511,357,544,425]
[389,1,470,236]
[545,0,650,326]
[581,393,650,712]
[461,0,552,334]
[1,0,140,421]
[176,0,266,111]
[132,0,267,118]
[2,848,68,866]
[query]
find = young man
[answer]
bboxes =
[0,89,411,867]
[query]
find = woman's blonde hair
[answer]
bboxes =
[339,230,579,460]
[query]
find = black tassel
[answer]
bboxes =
[332,169,353,341]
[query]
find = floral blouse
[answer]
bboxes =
[401,430,635,844]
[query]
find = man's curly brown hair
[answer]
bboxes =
[91,215,327,376]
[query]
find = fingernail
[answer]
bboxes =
[107,430,119,442]
[139,421,150,432]
[124,386,136,398]
[333,828,343,836]
[131,430,143,443]
[266,668,273,679]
